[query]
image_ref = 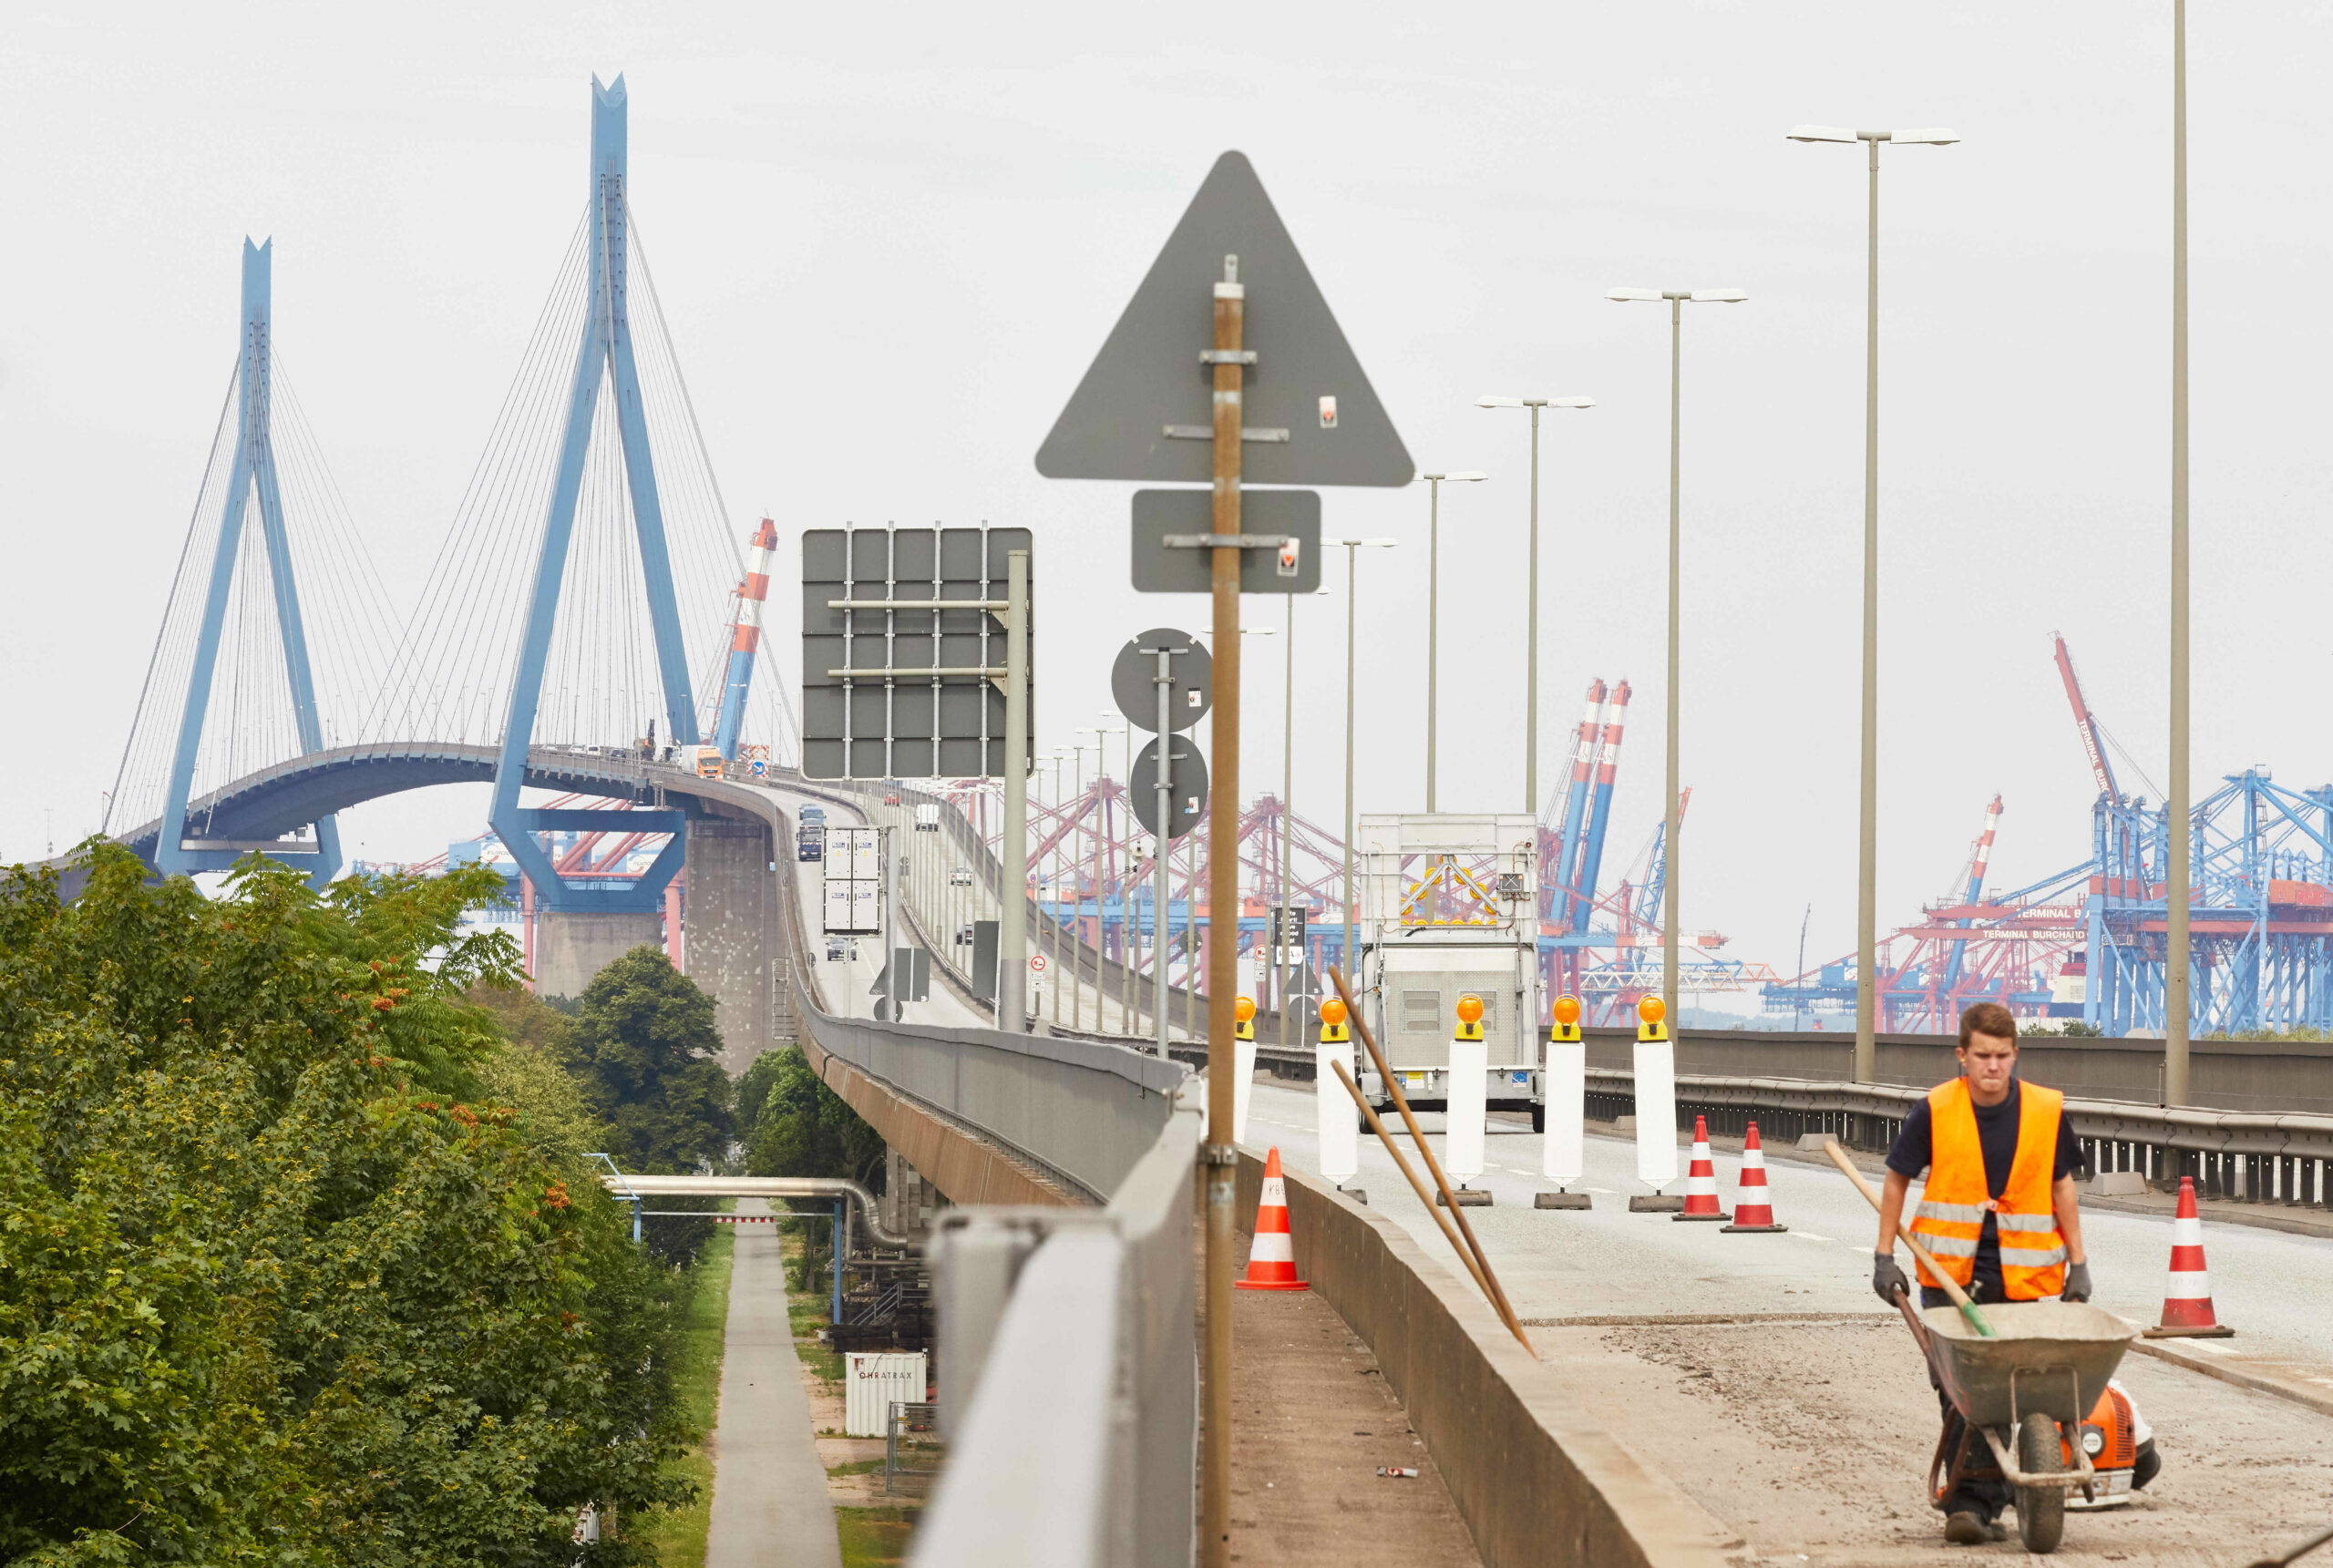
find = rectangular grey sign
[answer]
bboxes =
[801,526,1033,780]
[1129,489,1321,594]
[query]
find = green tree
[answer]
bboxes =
[565,948,734,1175]
[0,845,693,1565]
[745,1046,886,1194]
[469,986,610,1168]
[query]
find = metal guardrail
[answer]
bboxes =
[1587,1067,2333,1208]
[915,1093,1201,1568]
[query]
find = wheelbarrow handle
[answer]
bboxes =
[1822,1139,1998,1338]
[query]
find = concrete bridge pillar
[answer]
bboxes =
[684,811,776,1075]
[532,912,663,1001]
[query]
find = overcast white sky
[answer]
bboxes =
[6,2,2328,987]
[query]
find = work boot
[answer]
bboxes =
[1943,1512,1989,1545]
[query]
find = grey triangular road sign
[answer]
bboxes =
[1036,150,1413,488]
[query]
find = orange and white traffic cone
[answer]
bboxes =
[1722,1121,1788,1233]
[1675,1115,1731,1222]
[1236,1147,1309,1292]
[2143,1174,2234,1337]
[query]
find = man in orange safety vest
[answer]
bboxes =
[1872,1001,2091,1545]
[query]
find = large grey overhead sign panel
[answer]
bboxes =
[801,526,1033,780]
[1033,151,1413,488]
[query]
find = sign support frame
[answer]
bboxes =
[997,550,1031,1031]
[1153,643,1176,1059]
[1201,254,1243,1568]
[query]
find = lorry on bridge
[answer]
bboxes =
[1351,814,1545,1130]
[797,805,826,863]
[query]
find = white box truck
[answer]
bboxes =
[1351,814,1544,1130]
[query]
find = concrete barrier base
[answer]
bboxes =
[1629,1194,1685,1213]
[1239,1148,1740,1568]
[1437,1187,1494,1207]
[1535,1191,1592,1210]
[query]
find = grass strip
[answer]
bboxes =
[631,1221,736,1567]
[835,1506,919,1568]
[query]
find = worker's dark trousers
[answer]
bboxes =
[1923,1268,2014,1523]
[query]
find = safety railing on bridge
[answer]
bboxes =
[735,767,1200,1563]
[1583,1066,2333,1213]
[916,1089,1201,1567]
[775,769,1196,1043]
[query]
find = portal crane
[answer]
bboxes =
[714,518,778,759]
[2053,633,2121,804]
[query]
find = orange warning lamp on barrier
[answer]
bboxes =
[1235,994,1257,1041]
[1318,995,1349,1043]
[1551,993,1583,1043]
[1636,994,1668,1044]
[1454,993,1485,1042]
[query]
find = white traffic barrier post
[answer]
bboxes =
[1537,992,1590,1209]
[1444,994,1490,1202]
[1232,994,1259,1146]
[1629,996,1683,1212]
[1316,997,1361,1196]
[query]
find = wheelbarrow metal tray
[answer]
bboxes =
[1921,1300,2135,1428]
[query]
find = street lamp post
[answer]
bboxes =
[1607,287,1746,1030]
[1417,471,1486,812]
[1335,539,1399,999]
[1071,732,1100,1030]
[1278,592,1329,1050]
[1094,721,1130,1033]
[1787,122,1958,1082]
[1046,752,1066,1026]
[1476,397,1594,819]
[2167,0,2192,1104]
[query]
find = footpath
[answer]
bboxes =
[705,1200,843,1568]
[1198,1230,1483,1567]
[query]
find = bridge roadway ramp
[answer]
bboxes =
[726,780,1738,1564]
[1245,1077,2333,1565]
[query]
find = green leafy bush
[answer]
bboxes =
[0,846,692,1565]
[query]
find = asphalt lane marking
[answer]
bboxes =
[1790,1232,1835,1243]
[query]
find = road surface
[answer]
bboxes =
[1244,1078,2333,1565]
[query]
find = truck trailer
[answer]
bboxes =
[1351,813,1544,1131]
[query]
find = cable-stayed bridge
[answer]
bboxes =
[102,75,799,925]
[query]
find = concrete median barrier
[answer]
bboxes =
[1236,1148,1738,1568]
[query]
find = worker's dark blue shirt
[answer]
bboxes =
[1886,1077,2081,1295]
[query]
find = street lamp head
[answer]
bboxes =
[1689,290,1749,303]
[1606,287,1662,302]
[1333,537,1400,548]
[1474,395,1526,408]
[1549,395,1596,409]
[1420,470,1488,482]
[1786,125,1858,143]
[1888,128,1960,145]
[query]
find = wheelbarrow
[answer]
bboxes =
[1825,1143,2136,1555]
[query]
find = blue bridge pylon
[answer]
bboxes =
[490,75,695,913]
[155,239,342,890]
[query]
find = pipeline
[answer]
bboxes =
[596,1173,913,1248]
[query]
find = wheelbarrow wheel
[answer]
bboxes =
[2016,1415,2066,1555]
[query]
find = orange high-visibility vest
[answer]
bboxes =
[1908,1077,2068,1299]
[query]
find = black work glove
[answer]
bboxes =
[1874,1252,1910,1305]
[2061,1262,2092,1303]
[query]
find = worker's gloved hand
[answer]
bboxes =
[2061,1261,2092,1303]
[1873,1252,1910,1305]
